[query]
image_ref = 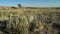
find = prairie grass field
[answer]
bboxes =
[0,7,60,34]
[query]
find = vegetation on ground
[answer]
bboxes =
[0,7,60,34]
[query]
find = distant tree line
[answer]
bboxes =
[11,4,22,9]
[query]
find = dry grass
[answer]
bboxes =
[0,7,60,34]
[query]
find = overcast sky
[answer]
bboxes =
[0,0,60,7]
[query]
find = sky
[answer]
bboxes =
[0,0,60,7]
